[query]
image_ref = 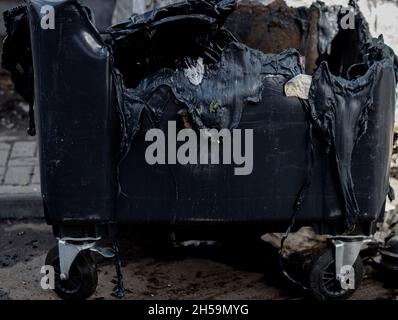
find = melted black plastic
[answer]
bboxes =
[119,42,303,135]
[107,0,238,88]
[306,62,378,229]
[2,6,35,135]
[108,0,396,231]
[2,6,32,104]
[114,45,303,160]
[304,4,397,230]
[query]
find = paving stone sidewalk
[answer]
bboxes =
[0,136,42,219]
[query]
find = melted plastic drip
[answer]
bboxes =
[2,5,35,135]
[27,102,36,136]
[2,6,33,104]
[307,62,378,230]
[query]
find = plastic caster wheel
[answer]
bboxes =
[45,246,98,300]
[308,247,363,300]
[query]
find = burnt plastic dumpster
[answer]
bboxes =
[2,0,397,300]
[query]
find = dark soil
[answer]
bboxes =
[0,220,396,300]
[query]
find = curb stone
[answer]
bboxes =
[0,192,43,219]
[0,136,43,219]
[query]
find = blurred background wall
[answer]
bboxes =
[111,0,398,51]
[0,0,397,51]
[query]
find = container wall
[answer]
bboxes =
[28,0,118,224]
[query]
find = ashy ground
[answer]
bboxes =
[0,220,397,300]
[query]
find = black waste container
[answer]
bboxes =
[3,0,396,300]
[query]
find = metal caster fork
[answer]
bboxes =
[308,235,370,300]
[45,238,125,300]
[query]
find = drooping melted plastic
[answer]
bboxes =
[106,0,397,230]
[107,0,238,88]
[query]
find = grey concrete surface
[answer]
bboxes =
[0,136,42,219]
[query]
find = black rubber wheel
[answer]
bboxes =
[308,247,363,300]
[45,246,98,300]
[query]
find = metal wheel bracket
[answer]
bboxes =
[58,239,116,280]
[330,236,371,289]
[58,240,97,280]
[90,245,116,259]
